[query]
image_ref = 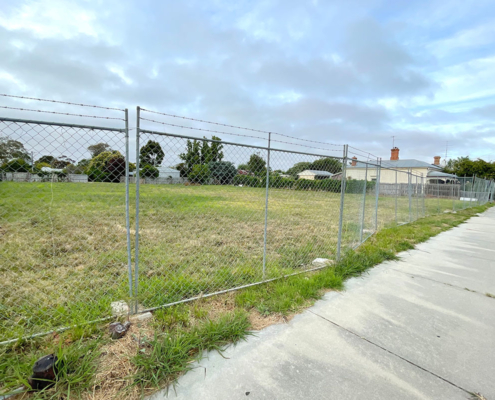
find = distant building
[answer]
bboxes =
[157,166,180,179]
[346,148,443,183]
[297,170,334,180]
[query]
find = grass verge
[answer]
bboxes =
[0,203,492,399]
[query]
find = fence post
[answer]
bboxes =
[452,181,455,211]
[437,179,440,213]
[262,133,271,280]
[134,106,141,314]
[422,174,425,217]
[124,108,133,301]
[415,175,419,221]
[471,175,475,209]
[408,170,412,222]
[374,158,381,232]
[336,145,348,261]
[359,160,369,242]
[395,169,398,224]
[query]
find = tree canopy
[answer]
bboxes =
[139,140,165,167]
[179,136,224,176]
[88,143,112,158]
[247,153,266,176]
[444,157,495,179]
[0,137,30,164]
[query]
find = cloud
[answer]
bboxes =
[0,0,493,164]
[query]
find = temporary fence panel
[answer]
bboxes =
[0,106,131,343]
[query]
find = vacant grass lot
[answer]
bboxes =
[0,181,460,341]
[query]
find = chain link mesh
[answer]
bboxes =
[0,117,130,342]
[1,103,494,343]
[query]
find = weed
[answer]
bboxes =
[132,311,251,388]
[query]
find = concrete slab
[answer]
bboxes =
[149,207,495,400]
[149,311,466,400]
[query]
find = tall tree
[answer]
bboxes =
[88,143,112,158]
[247,153,266,176]
[444,156,495,179]
[179,139,201,177]
[36,155,56,165]
[309,158,342,174]
[201,136,224,164]
[140,140,165,167]
[0,137,30,163]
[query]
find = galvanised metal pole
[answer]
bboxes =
[134,106,141,314]
[359,161,369,242]
[262,133,271,280]
[408,170,412,222]
[124,108,133,300]
[336,145,348,261]
[374,158,381,232]
[395,170,398,224]
[422,174,426,217]
[452,179,455,211]
[437,178,440,213]
[415,175,419,221]
[470,175,475,209]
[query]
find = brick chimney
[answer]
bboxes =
[390,147,399,161]
[433,156,441,166]
[351,156,357,166]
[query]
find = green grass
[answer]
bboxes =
[132,310,251,390]
[0,200,491,398]
[0,331,104,399]
[0,181,487,342]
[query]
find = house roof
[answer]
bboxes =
[349,159,442,170]
[297,170,334,176]
[157,166,179,174]
[427,170,457,178]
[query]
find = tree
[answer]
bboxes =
[88,143,112,158]
[36,155,56,165]
[247,153,267,176]
[87,150,126,182]
[286,162,312,177]
[309,158,342,174]
[188,164,211,184]
[201,136,224,164]
[0,137,30,164]
[140,164,159,179]
[238,163,249,171]
[208,161,237,184]
[1,158,30,172]
[444,156,495,179]
[179,139,202,177]
[139,140,165,167]
[52,155,75,169]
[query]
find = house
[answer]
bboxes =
[346,147,442,184]
[297,170,334,180]
[157,166,180,179]
[426,170,458,184]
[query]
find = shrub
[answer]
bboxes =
[233,174,262,187]
[87,151,127,182]
[188,164,211,184]
[1,158,30,172]
[208,161,237,184]
[141,164,159,179]
[87,167,110,182]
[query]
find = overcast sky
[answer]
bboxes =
[1,0,495,166]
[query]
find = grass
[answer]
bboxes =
[0,181,484,341]
[0,201,491,399]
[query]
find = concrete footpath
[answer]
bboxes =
[151,208,495,400]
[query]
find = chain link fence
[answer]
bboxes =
[1,101,494,343]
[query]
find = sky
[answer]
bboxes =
[1,0,495,167]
